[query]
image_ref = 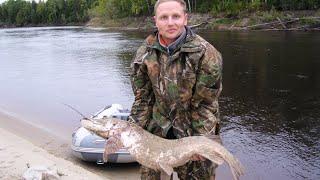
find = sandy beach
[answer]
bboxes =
[0,127,105,179]
[0,111,140,180]
[0,111,105,179]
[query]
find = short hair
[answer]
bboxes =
[154,0,187,15]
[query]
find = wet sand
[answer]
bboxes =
[0,127,104,179]
[0,111,140,179]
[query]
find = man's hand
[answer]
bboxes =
[191,154,206,161]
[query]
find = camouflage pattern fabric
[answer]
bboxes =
[129,26,223,180]
[140,160,217,180]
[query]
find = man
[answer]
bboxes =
[129,0,223,179]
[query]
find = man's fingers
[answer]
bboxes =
[191,154,206,161]
[199,156,206,161]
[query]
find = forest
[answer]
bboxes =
[0,0,319,27]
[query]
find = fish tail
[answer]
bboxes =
[200,142,244,180]
[215,145,245,180]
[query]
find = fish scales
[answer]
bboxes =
[81,118,244,180]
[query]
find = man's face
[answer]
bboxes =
[154,1,187,44]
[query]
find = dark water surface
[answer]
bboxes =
[0,27,319,179]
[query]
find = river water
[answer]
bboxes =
[0,27,319,180]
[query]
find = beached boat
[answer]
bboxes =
[71,104,136,164]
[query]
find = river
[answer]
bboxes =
[0,27,319,180]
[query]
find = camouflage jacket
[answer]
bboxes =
[129,27,223,138]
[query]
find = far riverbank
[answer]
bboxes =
[86,11,320,31]
[1,11,319,31]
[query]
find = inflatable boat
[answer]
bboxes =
[71,104,136,164]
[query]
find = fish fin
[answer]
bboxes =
[204,134,222,144]
[103,136,123,161]
[159,162,174,176]
[224,154,245,180]
[198,152,224,165]
[199,147,245,180]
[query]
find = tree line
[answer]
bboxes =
[1,0,319,26]
[0,0,97,26]
[90,0,319,18]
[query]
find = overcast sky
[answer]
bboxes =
[1,0,8,4]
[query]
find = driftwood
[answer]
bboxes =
[244,18,299,29]
[244,16,320,31]
[190,21,209,29]
[277,17,287,29]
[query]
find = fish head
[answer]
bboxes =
[81,117,129,138]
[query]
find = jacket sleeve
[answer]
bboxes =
[128,45,155,128]
[190,44,223,135]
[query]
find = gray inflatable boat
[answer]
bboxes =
[71,104,136,164]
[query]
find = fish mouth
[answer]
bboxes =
[81,119,91,128]
[81,119,101,131]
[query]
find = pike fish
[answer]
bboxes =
[81,118,244,180]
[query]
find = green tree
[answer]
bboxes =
[36,0,47,24]
[57,0,67,24]
[89,0,108,17]
[30,0,38,24]
[0,4,8,23]
[86,0,98,9]
[104,0,127,18]
[16,1,32,26]
[266,0,319,10]
[5,0,25,24]
[0,6,3,22]
[78,0,89,22]
[131,0,147,15]
[46,0,59,24]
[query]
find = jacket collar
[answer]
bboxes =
[146,26,199,54]
[158,27,186,55]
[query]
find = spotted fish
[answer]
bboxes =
[81,118,244,180]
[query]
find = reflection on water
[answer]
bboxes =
[0,27,319,179]
[199,31,320,180]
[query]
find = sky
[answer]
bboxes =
[1,0,10,4]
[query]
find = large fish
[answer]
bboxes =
[81,118,244,180]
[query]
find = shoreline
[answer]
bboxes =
[0,22,86,29]
[0,111,104,179]
[0,128,105,179]
[0,110,140,179]
[0,109,71,157]
[85,11,320,31]
[1,11,319,31]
